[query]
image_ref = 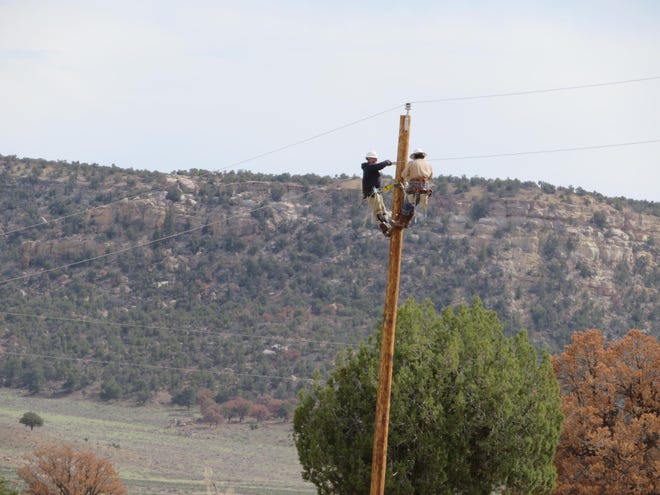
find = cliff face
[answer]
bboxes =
[0,156,657,398]
[428,187,657,344]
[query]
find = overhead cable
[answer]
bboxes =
[0,192,150,237]
[220,104,403,171]
[430,138,660,161]
[0,180,238,238]
[410,75,660,104]
[224,75,660,169]
[0,311,353,348]
[0,178,356,286]
[0,351,313,383]
[4,75,657,236]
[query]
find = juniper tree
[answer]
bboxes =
[293,298,563,495]
[19,411,44,431]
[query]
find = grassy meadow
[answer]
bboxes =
[0,388,315,495]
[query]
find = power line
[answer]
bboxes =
[3,76,657,312]
[0,311,353,348]
[1,133,655,288]
[219,104,404,172]
[2,76,655,235]
[4,137,655,241]
[0,191,151,237]
[428,138,660,161]
[1,75,657,400]
[0,222,208,285]
[0,180,361,382]
[1,132,656,288]
[0,351,313,383]
[0,177,357,286]
[221,75,660,170]
[0,179,244,238]
[410,75,660,104]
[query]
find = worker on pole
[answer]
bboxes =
[361,150,396,237]
[394,148,433,228]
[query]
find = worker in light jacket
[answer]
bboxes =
[396,148,433,228]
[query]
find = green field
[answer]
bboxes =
[0,388,315,495]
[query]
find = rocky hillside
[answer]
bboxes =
[0,155,657,401]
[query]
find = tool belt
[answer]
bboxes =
[363,186,382,199]
[407,180,432,194]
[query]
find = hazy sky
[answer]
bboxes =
[1,1,659,200]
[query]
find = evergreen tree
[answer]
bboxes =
[100,377,122,401]
[293,298,563,495]
[23,366,45,394]
[0,476,18,495]
[19,411,44,431]
[172,386,198,409]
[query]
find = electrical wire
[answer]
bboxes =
[410,75,660,104]
[428,138,660,161]
[0,178,244,238]
[222,75,660,170]
[0,223,208,285]
[0,177,358,286]
[1,132,657,287]
[2,74,658,391]
[0,350,314,383]
[3,136,655,239]
[0,311,354,348]
[0,191,151,237]
[0,179,363,383]
[218,104,404,172]
[3,75,657,238]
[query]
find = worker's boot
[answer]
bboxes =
[376,213,393,237]
[379,221,393,237]
[393,213,413,228]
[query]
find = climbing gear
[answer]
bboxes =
[379,221,393,237]
[365,150,378,159]
[376,213,393,237]
[392,213,413,229]
[366,186,381,198]
[407,181,432,195]
[368,183,403,196]
[380,182,402,193]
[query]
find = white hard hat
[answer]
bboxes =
[410,148,427,159]
[365,150,378,159]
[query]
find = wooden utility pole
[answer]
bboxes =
[370,104,411,495]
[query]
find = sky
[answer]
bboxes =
[1,1,659,201]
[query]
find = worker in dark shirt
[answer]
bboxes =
[361,150,394,236]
